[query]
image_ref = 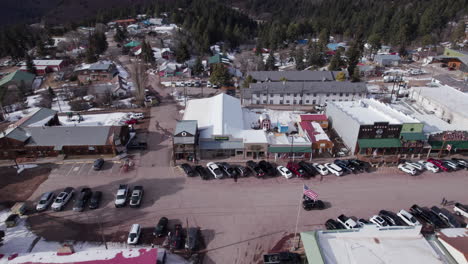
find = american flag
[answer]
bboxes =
[303,184,318,200]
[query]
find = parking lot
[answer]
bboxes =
[24,157,468,263]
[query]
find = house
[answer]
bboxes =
[158,62,183,77]
[298,120,333,154]
[208,54,231,65]
[378,45,391,54]
[326,43,347,51]
[374,54,401,66]
[326,99,425,156]
[246,70,344,82]
[301,225,446,264]
[74,61,119,83]
[412,51,438,62]
[0,108,129,159]
[357,64,377,77]
[436,228,468,264]
[299,114,328,129]
[0,70,35,93]
[242,81,367,106]
[173,120,198,161]
[19,60,66,75]
[183,94,268,160]
[124,41,142,48]
[434,47,468,72]
[113,18,136,27]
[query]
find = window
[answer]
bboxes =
[286,100,290,104]
[332,99,335,102]
[312,100,316,104]
[286,93,290,96]
[339,93,343,97]
[236,150,244,155]
[280,100,283,104]
[263,100,267,104]
[246,152,252,157]
[345,93,349,96]
[269,100,273,104]
[306,100,310,103]
[326,93,330,97]
[256,100,260,104]
[263,94,267,96]
[306,93,310,96]
[313,93,317,97]
[338,99,342,102]
[293,100,297,104]
[332,93,337,96]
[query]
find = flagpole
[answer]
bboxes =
[292,184,303,250]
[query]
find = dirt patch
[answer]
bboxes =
[0,165,52,208]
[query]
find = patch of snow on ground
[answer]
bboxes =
[57,113,130,126]
[17,164,38,174]
[4,108,39,122]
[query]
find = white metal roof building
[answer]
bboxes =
[183,94,268,159]
[301,225,444,264]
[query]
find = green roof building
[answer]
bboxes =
[0,70,35,91]
[124,41,142,48]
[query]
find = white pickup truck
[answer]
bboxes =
[454,203,468,218]
[114,184,129,208]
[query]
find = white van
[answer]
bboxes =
[324,163,343,176]
[127,224,141,245]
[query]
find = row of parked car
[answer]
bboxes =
[35,184,145,212]
[180,159,372,179]
[325,202,468,231]
[127,218,201,252]
[397,158,468,175]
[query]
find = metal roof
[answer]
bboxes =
[243,81,367,98]
[174,120,197,135]
[25,126,113,147]
[0,70,35,87]
[0,126,30,142]
[247,70,342,82]
[16,108,57,127]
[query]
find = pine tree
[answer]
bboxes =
[85,46,97,63]
[346,41,361,77]
[265,50,277,70]
[141,41,155,63]
[328,50,343,71]
[295,48,305,70]
[176,42,190,63]
[25,55,37,75]
[351,67,361,82]
[192,57,204,76]
[210,63,231,87]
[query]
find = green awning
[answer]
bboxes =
[301,231,325,264]
[429,141,468,150]
[268,146,312,153]
[358,138,402,148]
[400,132,427,141]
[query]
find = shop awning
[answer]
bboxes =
[358,138,402,148]
[400,132,427,141]
[429,141,468,150]
[268,146,312,153]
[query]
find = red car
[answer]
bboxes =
[427,158,449,172]
[125,119,138,125]
[287,162,307,178]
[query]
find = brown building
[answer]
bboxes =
[0,108,129,159]
[299,116,334,155]
[74,61,119,83]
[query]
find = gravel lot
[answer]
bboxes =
[21,81,468,264]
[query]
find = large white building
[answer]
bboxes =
[183,93,268,159]
[242,81,367,106]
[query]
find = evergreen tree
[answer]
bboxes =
[47,86,56,100]
[242,75,255,88]
[317,29,329,51]
[351,67,361,82]
[36,40,46,57]
[265,50,277,70]
[176,42,190,63]
[192,57,204,76]
[346,41,361,77]
[114,27,127,43]
[25,55,37,75]
[210,63,231,87]
[141,41,155,63]
[328,50,343,71]
[295,48,305,70]
[85,46,97,63]
[306,44,325,67]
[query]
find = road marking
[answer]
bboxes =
[87,164,95,175]
[65,165,75,177]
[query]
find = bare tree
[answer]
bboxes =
[131,60,148,106]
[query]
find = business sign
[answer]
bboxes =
[214,136,229,141]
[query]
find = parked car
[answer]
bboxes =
[219,162,237,178]
[379,210,406,226]
[153,217,169,237]
[298,161,317,176]
[129,186,144,208]
[130,113,144,120]
[334,160,356,174]
[404,161,424,171]
[397,209,421,226]
[93,158,104,170]
[207,162,224,179]
[369,215,388,227]
[125,119,138,125]
[337,214,358,229]
[51,187,74,211]
[259,160,276,176]
[451,158,468,169]
[115,184,129,208]
[277,166,293,179]
[325,219,345,230]
[246,160,265,178]
[427,158,450,172]
[324,163,343,177]
[170,224,184,250]
[185,227,200,251]
[442,160,460,170]
[357,218,371,227]
[195,166,210,180]
[5,214,20,228]
[181,163,197,177]
[410,204,447,228]
[349,159,371,172]
[312,163,328,176]
[235,165,250,177]
[263,252,301,264]
[454,202,468,218]
[127,224,141,245]
[302,199,325,211]
[89,191,102,209]
[431,206,463,228]
[287,162,307,178]
[73,188,92,212]
[36,192,54,212]
[398,164,417,176]
[417,160,439,173]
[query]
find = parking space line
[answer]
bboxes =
[77,163,87,174]
[65,165,75,177]
[87,164,95,175]
[109,163,117,175]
